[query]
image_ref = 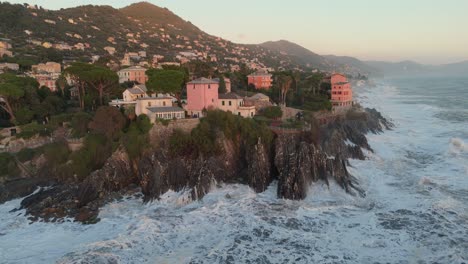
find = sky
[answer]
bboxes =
[6,0,468,64]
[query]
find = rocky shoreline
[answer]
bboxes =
[0,107,391,224]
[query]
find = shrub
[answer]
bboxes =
[16,148,37,162]
[68,134,113,180]
[156,118,170,126]
[170,110,273,157]
[261,106,283,120]
[17,122,46,139]
[0,153,19,177]
[71,112,92,138]
[44,142,70,165]
[15,107,34,125]
[122,115,153,160]
[49,113,74,127]
[88,106,126,141]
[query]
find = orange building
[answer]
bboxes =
[118,66,148,84]
[330,73,353,110]
[248,71,272,89]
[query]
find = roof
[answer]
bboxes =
[219,93,243,100]
[334,82,349,85]
[188,77,219,85]
[212,77,231,83]
[331,73,346,77]
[119,66,147,72]
[249,93,269,100]
[134,84,147,92]
[147,106,185,113]
[125,84,148,94]
[137,96,173,101]
[248,71,271,77]
[126,88,145,95]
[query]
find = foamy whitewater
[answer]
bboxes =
[1,76,467,263]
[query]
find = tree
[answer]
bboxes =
[88,106,126,141]
[64,63,94,109]
[218,75,227,94]
[185,61,215,79]
[86,66,119,105]
[0,82,24,122]
[146,69,185,102]
[56,74,67,97]
[277,74,293,106]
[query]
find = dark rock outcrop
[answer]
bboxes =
[3,107,391,223]
[18,148,136,223]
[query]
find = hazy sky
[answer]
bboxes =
[6,0,468,64]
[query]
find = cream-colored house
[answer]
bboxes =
[218,93,256,118]
[135,97,184,122]
[123,84,148,102]
[32,62,61,74]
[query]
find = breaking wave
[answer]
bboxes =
[1,76,468,263]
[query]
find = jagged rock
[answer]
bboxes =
[4,107,390,223]
[77,148,133,206]
[246,139,272,193]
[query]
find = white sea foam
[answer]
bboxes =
[1,77,468,263]
[449,137,467,154]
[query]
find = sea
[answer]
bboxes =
[0,75,467,264]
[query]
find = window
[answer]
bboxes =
[229,101,232,106]
[212,99,214,103]
[238,112,241,116]
[148,102,152,106]
[163,101,166,106]
[208,84,211,89]
[222,101,225,106]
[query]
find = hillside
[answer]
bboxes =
[260,40,331,69]
[0,1,375,75]
[0,2,298,70]
[324,55,381,76]
[261,40,377,75]
[365,60,427,76]
[365,60,468,77]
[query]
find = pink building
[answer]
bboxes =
[117,66,148,84]
[185,78,219,117]
[330,73,353,110]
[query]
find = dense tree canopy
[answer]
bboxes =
[88,106,126,140]
[146,69,185,101]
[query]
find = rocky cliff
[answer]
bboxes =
[1,107,391,223]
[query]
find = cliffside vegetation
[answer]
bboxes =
[169,110,273,157]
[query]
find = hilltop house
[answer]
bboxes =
[123,84,148,101]
[0,39,13,57]
[30,62,62,91]
[248,71,273,89]
[244,93,272,111]
[32,62,61,73]
[330,73,353,111]
[110,84,183,122]
[135,97,184,121]
[185,77,256,118]
[218,93,256,118]
[185,78,219,117]
[0,63,19,72]
[118,66,148,84]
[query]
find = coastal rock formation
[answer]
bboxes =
[18,148,136,223]
[3,108,391,223]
